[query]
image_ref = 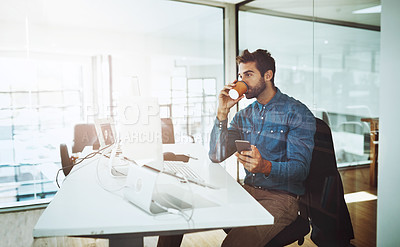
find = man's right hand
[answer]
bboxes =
[217,82,244,121]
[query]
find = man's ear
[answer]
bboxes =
[264,70,273,81]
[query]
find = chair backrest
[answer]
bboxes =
[304,118,354,246]
[161,118,175,144]
[60,143,73,176]
[72,124,98,153]
[266,117,354,247]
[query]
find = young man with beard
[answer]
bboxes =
[208,49,316,246]
[157,49,316,247]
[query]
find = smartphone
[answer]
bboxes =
[235,140,252,153]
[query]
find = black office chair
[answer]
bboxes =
[60,123,99,176]
[265,118,354,247]
[60,143,74,176]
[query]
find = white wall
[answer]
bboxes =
[377,0,400,245]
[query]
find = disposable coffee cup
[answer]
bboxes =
[229,81,248,100]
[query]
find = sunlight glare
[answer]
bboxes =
[344,191,377,203]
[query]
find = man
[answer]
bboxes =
[157,49,315,247]
[208,49,316,246]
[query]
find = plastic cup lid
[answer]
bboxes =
[229,89,239,100]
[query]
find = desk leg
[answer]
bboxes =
[109,236,143,247]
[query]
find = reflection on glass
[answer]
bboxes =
[0,94,11,107]
[63,92,81,106]
[12,92,38,107]
[239,10,379,168]
[39,92,63,106]
[13,109,39,126]
[0,0,224,209]
[188,79,203,97]
[203,78,217,95]
[314,23,379,167]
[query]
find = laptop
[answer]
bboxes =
[118,97,217,214]
[117,97,209,184]
[124,162,192,214]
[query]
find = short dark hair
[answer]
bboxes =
[236,49,276,84]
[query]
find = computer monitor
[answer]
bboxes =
[117,97,164,170]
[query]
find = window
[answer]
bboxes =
[0,58,86,206]
[0,0,224,209]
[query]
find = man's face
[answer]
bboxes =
[238,61,266,99]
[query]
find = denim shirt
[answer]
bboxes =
[209,88,316,195]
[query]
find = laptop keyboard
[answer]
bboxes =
[163,161,204,182]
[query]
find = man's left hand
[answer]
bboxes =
[235,145,272,176]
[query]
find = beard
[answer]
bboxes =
[245,77,266,99]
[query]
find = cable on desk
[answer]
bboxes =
[95,144,127,194]
[55,144,113,188]
[91,145,195,223]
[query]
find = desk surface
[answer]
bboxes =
[33,143,273,240]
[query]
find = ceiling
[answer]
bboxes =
[211,0,381,29]
[0,0,380,37]
[0,0,217,35]
[0,0,380,55]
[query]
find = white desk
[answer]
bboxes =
[33,143,273,246]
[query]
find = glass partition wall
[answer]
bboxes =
[234,5,380,246]
[0,0,224,210]
[235,2,380,180]
[0,0,380,210]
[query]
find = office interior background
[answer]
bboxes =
[0,0,399,246]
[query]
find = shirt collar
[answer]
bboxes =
[253,87,282,111]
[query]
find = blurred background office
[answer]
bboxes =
[0,0,399,246]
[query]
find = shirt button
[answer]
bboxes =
[257,131,260,134]
[280,130,284,133]
[270,130,274,133]
[261,117,264,120]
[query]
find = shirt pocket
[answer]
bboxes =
[260,125,289,158]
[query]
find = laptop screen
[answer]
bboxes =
[94,118,116,148]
